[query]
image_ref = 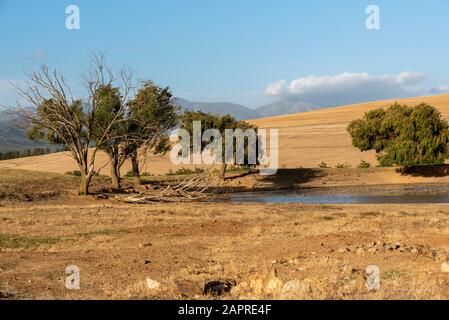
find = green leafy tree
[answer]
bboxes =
[125,81,178,185]
[179,111,258,180]
[94,84,125,189]
[347,102,449,167]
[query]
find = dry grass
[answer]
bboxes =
[2,193,449,299]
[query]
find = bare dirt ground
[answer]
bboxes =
[2,168,449,300]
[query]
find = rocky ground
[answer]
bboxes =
[2,200,449,299]
[2,168,449,300]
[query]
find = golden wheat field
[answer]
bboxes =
[2,94,449,175]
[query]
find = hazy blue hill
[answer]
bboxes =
[175,97,322,120]
[174,98,259,120]
[255,97,320,118]
[0,117,48,152]
[0,96,325,152]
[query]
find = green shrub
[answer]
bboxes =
[358,160,371,169]
[226,165,253,172]
[318,161,329,168]
[124,170,133,178]
[125,170,152,177]
[66,170,81,176]
[167,167,204,176]
[348,103,449,167]
[65,170,105,177]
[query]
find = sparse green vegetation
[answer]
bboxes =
[167,167,205,176]
[0,234,60,250]
[65,170,106,178]
[66,170,82,177]
[318,161,329,168]
[125,170,153,177]
[358,160,371,169]
[383,270,409,281]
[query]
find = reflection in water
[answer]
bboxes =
[226,191,449,204]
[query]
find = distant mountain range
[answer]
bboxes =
[175,96,321,120]
[0,118,47,153]
[0,96,322,152]
[174,98,258,120]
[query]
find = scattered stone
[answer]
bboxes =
[287,258,300,265]
[139,242,152,248]
[338,242,445,261]
[342,264,359,274]
[146,277,161,290]
[441,262,449,273]
[392,243,401,249]
[0,291,14,299]
[175,280,204,296]
[280,280,312,299]
[231,271,283,296]
[203,280,236,296]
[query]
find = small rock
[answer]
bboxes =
[175,280,204,296]
[392,243,401,249]
[204,280,236,296]
[342,264,358,274]
[231,271,283,296]
[441,262,449,273]
[146,277,161,290]
[139,242,152,248]
[367,247,378,254]
[280,280,312,299]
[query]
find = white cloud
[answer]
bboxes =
[429,85,449,95]
[266,71,427,106]
[265,80,286,96]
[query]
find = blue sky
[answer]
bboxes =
[1,0,449,108]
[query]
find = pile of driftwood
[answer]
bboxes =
[116,173,218,204]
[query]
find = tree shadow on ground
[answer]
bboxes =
[217,168,325,193]
[398,164,449,177]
